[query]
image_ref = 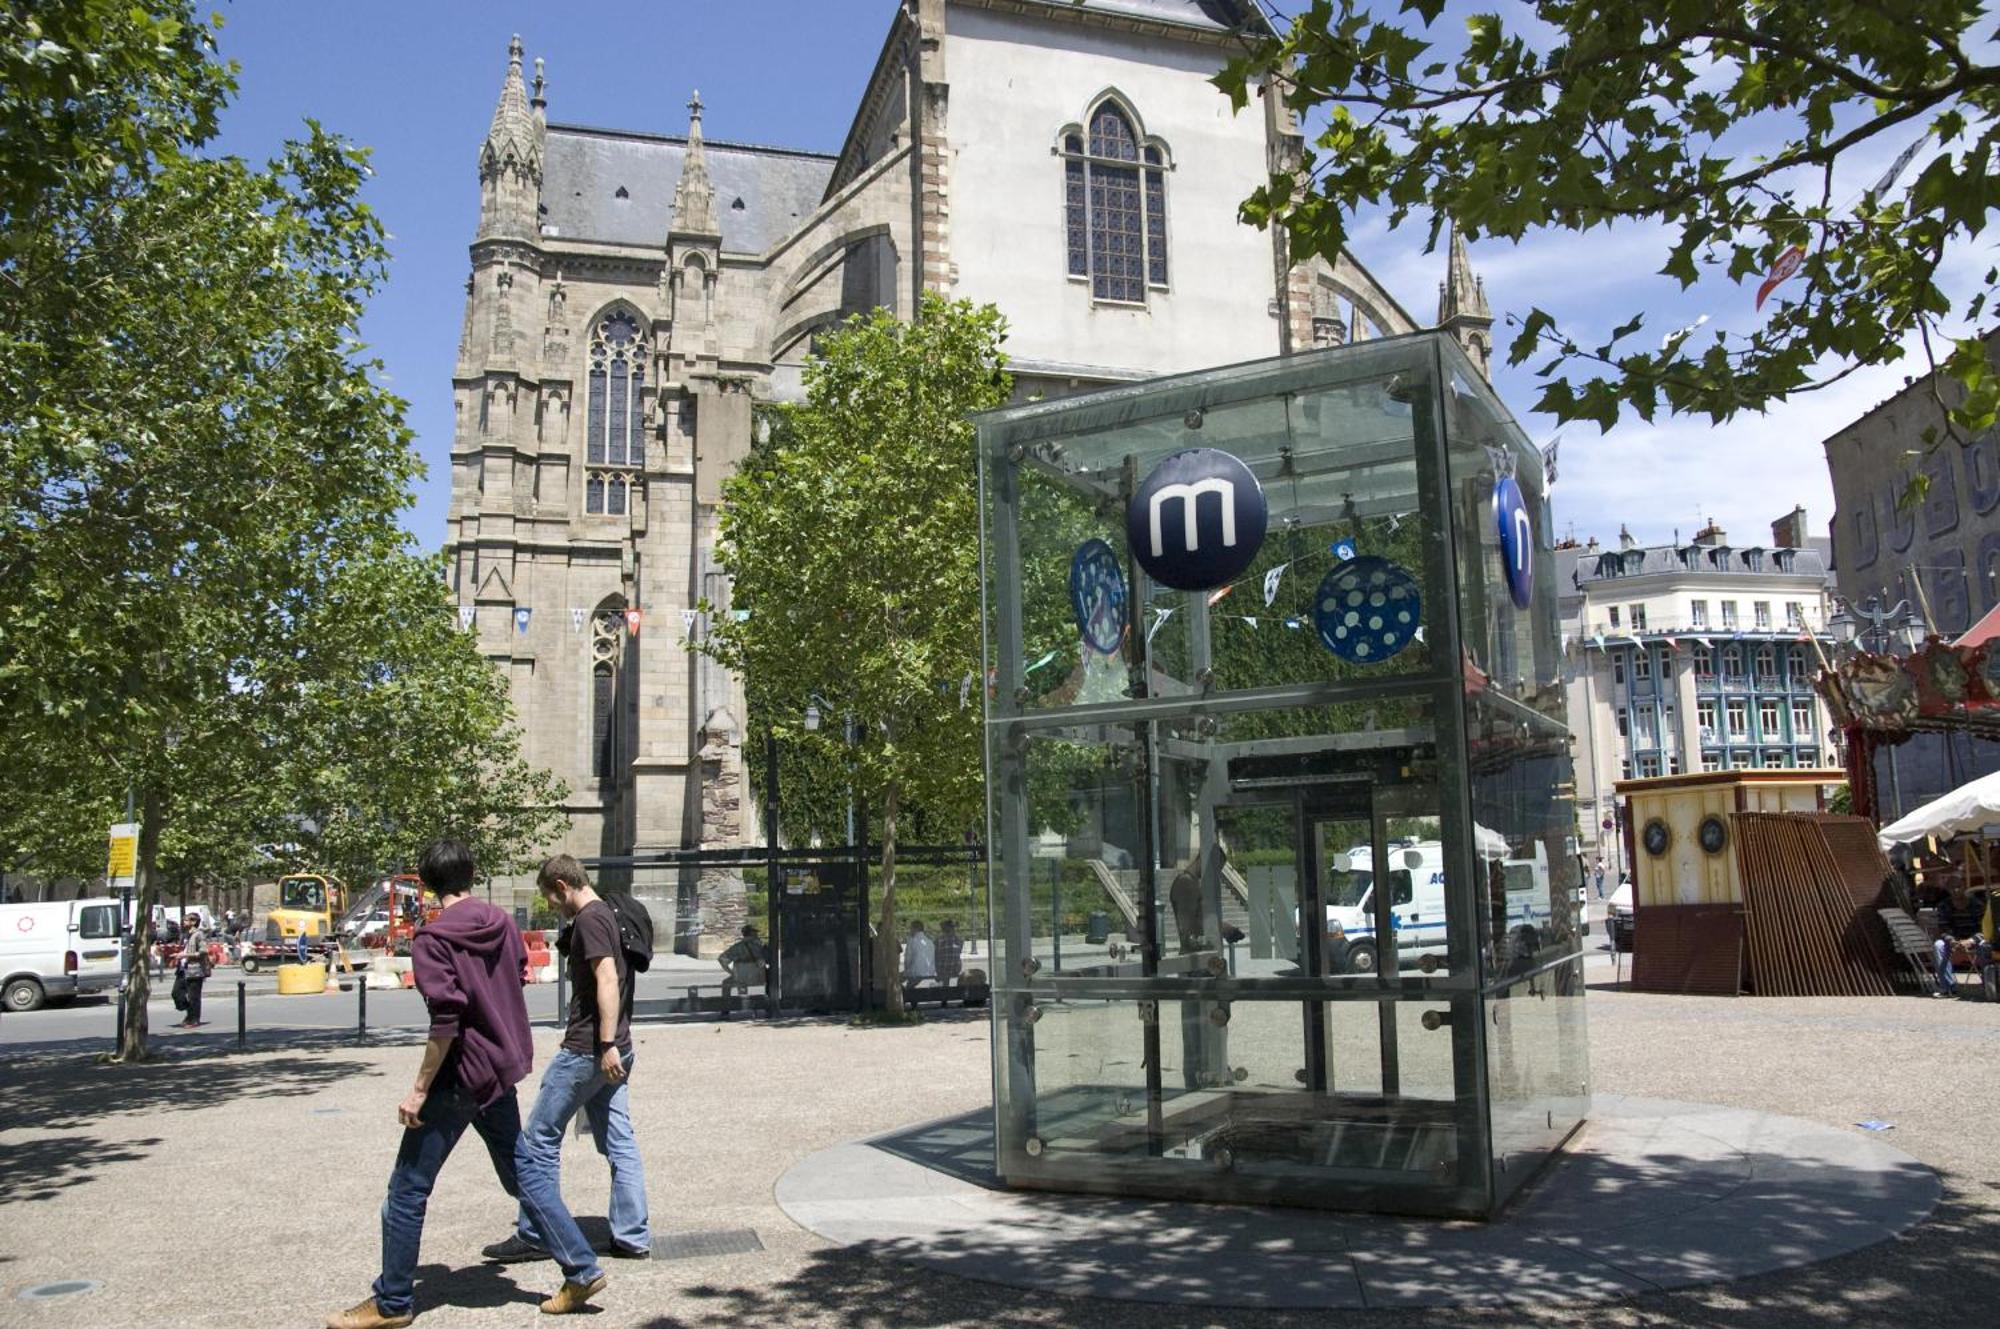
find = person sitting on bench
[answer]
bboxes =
[717,925,767,1005]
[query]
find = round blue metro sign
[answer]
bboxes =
[1068,539,1128,655]
[1125,449,1267,591]
[1494,475,1534,610]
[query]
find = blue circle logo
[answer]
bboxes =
[1125,449,1267,591]
[1068,539,1128,655]
[1494,475,1534,610]
[1313,557,1421,663]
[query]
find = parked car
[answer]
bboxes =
[1605,880,1635,952]
[0,897,126,1011]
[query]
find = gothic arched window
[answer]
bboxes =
[590,608,627,779]
[1061,100,1168,303]
[585,309,646,516]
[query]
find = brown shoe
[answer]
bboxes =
[539,1273,608,1315]
[325,1298,413,1329]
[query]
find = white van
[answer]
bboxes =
[0,897,126,1012]
[1325,842,1449,972]
[1323,839,1559,972]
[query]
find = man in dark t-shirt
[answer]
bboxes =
[480,856,650,1314]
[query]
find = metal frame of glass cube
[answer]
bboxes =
[977,332,1589,1220]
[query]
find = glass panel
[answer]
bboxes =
[608,474,627,516]
[78,905,118,939]
[1089,162,1144,303]
[609,362,629,466]
[1065,159,1088,277]
[1088,105,1138,160]
[585,473,604,514]
[586,368,607,464]
[1004,731,1146,978]
[1144,168,1167,286]
[1485,958,1589,1205]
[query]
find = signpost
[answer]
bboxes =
[108,822,138,1044]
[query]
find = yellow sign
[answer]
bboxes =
[107,822,139,883]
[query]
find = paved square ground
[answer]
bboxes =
[1,982,1996,1328]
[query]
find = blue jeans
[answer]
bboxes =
[1936,937,1958,993]
[515,1049,649,1283]
[372,1084,522,1316]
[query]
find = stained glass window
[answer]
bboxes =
[1061,102,1168,302]
[586,309,646,514]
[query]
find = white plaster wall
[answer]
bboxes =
[946,6,1279,376]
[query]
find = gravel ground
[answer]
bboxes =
[0,984,1995,1328]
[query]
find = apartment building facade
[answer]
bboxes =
[1559,515,1837,876]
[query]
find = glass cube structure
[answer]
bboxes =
[977,333,1588,1219]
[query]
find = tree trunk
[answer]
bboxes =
[117,787,164,1062]
[875,779,902,1016]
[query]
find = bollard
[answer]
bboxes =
[358,970,367,1037]
[237,980,246,1049]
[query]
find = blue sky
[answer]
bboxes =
[209,1,884,550]
[209,1,1978,555]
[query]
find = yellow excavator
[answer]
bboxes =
[269,873,347,939]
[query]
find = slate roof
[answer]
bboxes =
[540,124,836,254]
[1574,541,1829,583]
[1049,0,1272,31]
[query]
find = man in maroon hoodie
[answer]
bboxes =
[327,839,534,1329]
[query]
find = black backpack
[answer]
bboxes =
[603,893,655,973]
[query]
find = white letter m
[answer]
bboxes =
[1148,478,1236,557]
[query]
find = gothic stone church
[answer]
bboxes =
[444,0,1494,916]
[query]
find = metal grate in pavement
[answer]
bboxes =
[651,1228,764,1261]
[18,1282,101,1301]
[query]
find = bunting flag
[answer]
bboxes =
[1755,244,1804,310]
[624,608,642,636]
[959,672,975,709]
[1695,635,1714,648]
[1332,538,1358,562]
[1541,434,1561,487]
[1207,583,1236,608]
[1241,616,1258,630]
[457,605,477,630]
[680,609,698,638]
[1283,616,1304,630]
[514,607,532,634]
[733,609,751,622]
[1662,635,1679,652]
[1262,563,1289,607]
[570,607,587,632]
[1593,633,1606,650]
[1872,137,1923,196]
[1147,606,1176,645]
[1414,626,1426,645]
[1024,649,1058,675]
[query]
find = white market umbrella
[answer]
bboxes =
[1877,768,2000,849]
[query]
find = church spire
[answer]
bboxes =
[477,35,542,241]
[1436,218,1494,378]
[670,90,720,238]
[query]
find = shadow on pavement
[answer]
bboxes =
[0,1042,382,1131]
[730,1105,1986,1324]
[0,1133,162,1206]
[408,1261,545,1313]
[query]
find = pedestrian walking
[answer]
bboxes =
[176,918,209,1029]
[1593,861,1606,900]
[480,854,648,1312]
[325,839,534,1329]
